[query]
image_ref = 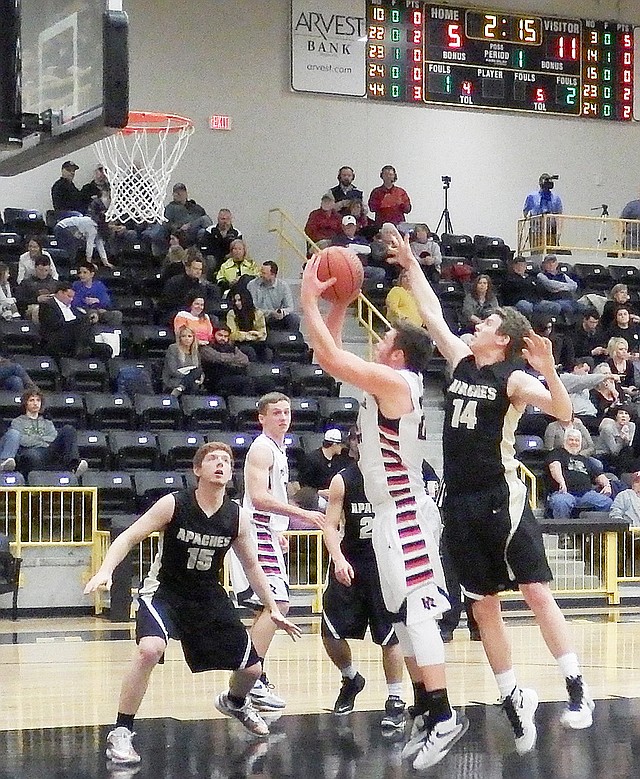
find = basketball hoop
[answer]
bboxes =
[94,111,195,225]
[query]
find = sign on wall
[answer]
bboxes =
[291,0,367,96]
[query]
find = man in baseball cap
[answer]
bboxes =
[298,428,352,498]
[52,161,83,213]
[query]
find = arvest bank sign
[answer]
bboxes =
[291,0,367,96]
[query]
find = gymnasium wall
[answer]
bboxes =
[0,0,639,268]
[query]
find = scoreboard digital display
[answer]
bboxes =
[366,1,635,120]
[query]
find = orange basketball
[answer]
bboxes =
[315,246,364,305]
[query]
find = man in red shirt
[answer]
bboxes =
[368,165,412,226]
[305,194,342,247]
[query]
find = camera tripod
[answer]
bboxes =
[435,177,454,235]
[592,204,609,249]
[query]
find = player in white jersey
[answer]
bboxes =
[301,263,468,771]
[229,392,324,711]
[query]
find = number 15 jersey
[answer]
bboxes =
[443,355,522,494]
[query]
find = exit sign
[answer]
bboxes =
[209,115,231,130]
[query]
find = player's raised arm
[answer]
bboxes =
[385,227,470,368]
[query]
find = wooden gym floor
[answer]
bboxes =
[2,611,640,778]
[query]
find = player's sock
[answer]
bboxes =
[387,682,403,698]
[115,713,135,732]
[228,692,246,708]
[495,669,518,699]
[557,652,581,680]
[412,681,430,715]
[423,688,453,726]
[340,665,358,680]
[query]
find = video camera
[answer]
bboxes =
[441,175,451,189]
[540,174,559,190]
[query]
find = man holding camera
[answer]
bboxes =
[523,173,563,250]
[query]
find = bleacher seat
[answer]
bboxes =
[76,430,111,470]
[181,395,228,430]
[265,330,310,363]
[0,391,22,424]
[108,431,159,470]
[210,431,255,467]
[361,279,389,310]
[18,355,60,391]
[227,396,260,431]
[283,432,304,474]
[473,235,512,263]
[98,267,135,297]
[0,319,40,354]
[474,257,506,285]
[43,392,86,427]
[118,242,155,271]
[85,392,135,429]
[440,234,475,260]
[289,397,321,432]
[59,358,109,392]
[246,363,291,395]
[289,364,339,397]
[3,208,46,237]
[27,471,79,487]
[81,472,136,515]
[131,325,174,359]
[572,263,612,292]
[608,265,640,289]
[134,471,184,511]
[0,233,22,258]
[107,358,160,393]
[318,397,359,429]
[134,394,182,430]
[0,471,25,487]
[436,280,465,304]
[115,295,156,326]
[157,431,206,469]
[300,432,324,457]
[515,434,547,470]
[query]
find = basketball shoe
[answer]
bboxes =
[249,674,286,711]
[333,672,366,715]
[561,676,595,729]
[501,687,538,754]
[105,727,141,765]
[411,711,470,771]
[380,696,406,730]
[215,692,269,736]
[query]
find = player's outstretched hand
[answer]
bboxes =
[303,510,325,529]
[84,570,112,594]
[385,226,417,269]
[300,254,336,304]
[522,332,556,374]
[269,608,303,641]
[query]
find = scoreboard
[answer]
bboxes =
[366,1,635,120]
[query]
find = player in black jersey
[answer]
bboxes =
[321,432,405,728]
[386,226,595,755]
[84,442,300,766]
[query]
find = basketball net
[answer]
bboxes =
[94,111,194,225]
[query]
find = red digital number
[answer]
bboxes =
[461,81,473,95]
[413,48,422,62]
[413,66,422,81]
[412,29,422,44]
[624,69,632,83]
[413,11,423,26]
[413,85,423,101]
[535,88,546,102]
[623,106,632,119]
[623,33,633,48]
[558,36,579,60]
[447,24,462,48]
[623,87,632,101]
[623,52,632,66]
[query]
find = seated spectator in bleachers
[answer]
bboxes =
[546,427,613,517]
[345,198,375,237]
[106,220,139,262]
[162,325,203,397]
[327,166,363,215]
[601,283,640,332]
[385,271,423,328]
[160,251,220,323]
[17,236,59,284]
[598,405,640,474]
[159,234,188,286]
[532,313,574,372]
[226,288,270,362]
[202,209,242,275]
[544,415,596,460]
[39,281,113,360]
[51,160,84,214]
[298,429,353,500]
[0,388,88,476]
[305,194,342,247]
[80,164,111,212]
[569,310,608,362]
[0,354,35,393]
[589,362,623,423]
[500,255,548,318]
[0,264,19,320]
[459,274,498,333]
[173,293,218,349]
[72,262,123,328]
[606,306,640,352]
[605,337,638,398]
[558,357,606,433]
[215,239,260,293]
[410,223,441,284]
[54,212,113,268]
[201,325,252,397]
[15,256,57,321]
[144,182,213,257]
[331,216,385,282]
[535,254,581,317]
[610,471,640,527]
[247,261,300,332]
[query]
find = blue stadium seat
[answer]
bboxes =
[180,395,228,430]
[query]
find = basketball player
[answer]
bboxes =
[300,266,468,771]
[229,392,324,712]
[384,226,594,754]
[322,429,406,729]
[83,442,301,766]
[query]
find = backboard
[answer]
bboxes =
[0,0,129,176]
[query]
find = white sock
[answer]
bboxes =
[387,682,403,698]
[495,669,518,699]
[557,652,581,680]
[340,665,357,680]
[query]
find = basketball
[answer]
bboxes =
[315,246,364,305]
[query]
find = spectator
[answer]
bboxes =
[201,325,253,397]
[410,224,441,284]
[345,198,375,238]
[173,292,217,349]
[17,236,58,284]
[544,416,596,459]
[460,274,498,332]
[159,234,189,286]
[600,283,640,331]
[385,271,423,328]
[80,164,111,212]
[606,306,640,353]
[532,313,574,372]
[247,261,300,331]
[226,288,270,362]
[500,255,551,319]
[569,310,608,362]
[589,363,622,422]
[558,358,607,433]
[331,216,385,282]
[15,256,57,321]
[535,255,580,317]
[54,213,113,268]
[144,182,212,256]
[106,220,140,262]
[298,429,353,499]
[523,173,563,248]
[0,264,19,320]
[610,471,640,527]
[328,166,363,214]
[215,239,260,293]
[202,209,242,276]
[605,337,637,397]
[162,325,203,397]
[0,388,88,476]
[0,354,35,393]
[51,160,84,214]
[598,405,640,474]
[546,428,613,518]
[621,196,640,252]
[72,262,123,327]
[367,165,411,226]
[160,252,220,323]
[304,194,342,247]
[38,281,112,360]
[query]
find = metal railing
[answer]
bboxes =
[517,213,640,257]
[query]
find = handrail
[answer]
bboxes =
[517,213,640,257]
[517,461,538,510]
